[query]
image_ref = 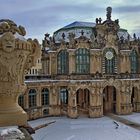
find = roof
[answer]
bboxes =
[54,21,128,34]
[54,21,96,34]
[63,21,96,29]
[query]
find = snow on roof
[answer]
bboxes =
[63,21,96,29]
[54,21,128,35]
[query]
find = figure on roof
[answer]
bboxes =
[99,18,102,24]
[133,33,137,40]
[42,33,50,48]
[61,33,65,39]
[96,18,99,24]
[80,30,84,36]
[106,7,112,20]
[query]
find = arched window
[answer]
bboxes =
[60,88,68,104]
[103,48,117,74]
[75,48,90,74]
[18,94,24,108]
[130,50,138,73]
[57,50,69,74]
[41,88,49,106]
[28,89,37,108]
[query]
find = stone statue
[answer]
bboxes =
[98,18,102,24]
[105,29,119,46]
[133,33,137,40]
[96,18,99,24]
[0,19,41,126]
[42,33,50,48]
[68,32,75,48]
[95,34,106,47]
[0,19,26,36]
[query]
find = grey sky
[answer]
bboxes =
[0,0,140,43]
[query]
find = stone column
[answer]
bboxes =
[135,87,140,112]
[49,86,61,116]
[116,89,121,114]
[89,87,103,118]
[68,87,78,118]
[69,50,75,74]
[0,20,41,126]
[120,84,132,115]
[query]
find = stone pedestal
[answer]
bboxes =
[135,102,140,112]
[0,103,27,126]
[0,20,40,126]
[68,106,78,118]
[120,103,132,115]
[49,105,61,116]
[89,105,103,118]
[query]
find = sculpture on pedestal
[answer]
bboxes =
[0,19,41,126]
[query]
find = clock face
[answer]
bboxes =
[105,51,114,60]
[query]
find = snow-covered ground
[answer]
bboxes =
[119,113,140,124]
[29,116,140,140]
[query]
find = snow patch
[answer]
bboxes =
[29,116,140,140]
[0,127,25,140]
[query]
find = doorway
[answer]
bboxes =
[60,88,68,115]
[76,88,90,115]
[131,87,138,111]
[103,86,116,114]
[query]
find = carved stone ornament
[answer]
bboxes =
[0,19,41,126]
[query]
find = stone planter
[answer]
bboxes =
[0,20,40,126]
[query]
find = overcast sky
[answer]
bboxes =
[1,0,140,43]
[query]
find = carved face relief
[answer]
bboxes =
[1,32,15,53]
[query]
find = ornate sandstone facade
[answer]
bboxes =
[22,7,140,120]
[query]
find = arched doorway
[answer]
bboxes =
[76,88,90,115]
[131,87,138,111]
[103,86,116,114]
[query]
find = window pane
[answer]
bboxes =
[41,88,49,105]
[130,50,138,73]
[28,89,36,107]
[75,48,90,74]
[57,50,69,74]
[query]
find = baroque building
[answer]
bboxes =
[21,7,140,120]
[26,57,42,76]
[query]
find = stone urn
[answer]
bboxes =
[0,19,41,126]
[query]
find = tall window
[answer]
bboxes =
[75,48,90,74]
[130,50,138,73]
[18,94,24,108]
[60,88,68,104]
[29,89,37,108]
[57,50,69,74]
[103,48,117,74]
[41,88,49,106]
